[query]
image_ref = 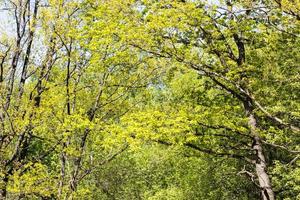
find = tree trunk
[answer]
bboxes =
[247,105,275,200]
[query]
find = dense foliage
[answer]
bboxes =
[0,0,299,199]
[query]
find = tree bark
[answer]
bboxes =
[245,102,275,200]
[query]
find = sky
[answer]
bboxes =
[0,7,14,37]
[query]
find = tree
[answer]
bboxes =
[0,0,155,198]
[0,0,299,199]
[83,0,299,199]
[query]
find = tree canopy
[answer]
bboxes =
[0,0,299,199]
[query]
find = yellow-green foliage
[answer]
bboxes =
[0,0,299,199]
